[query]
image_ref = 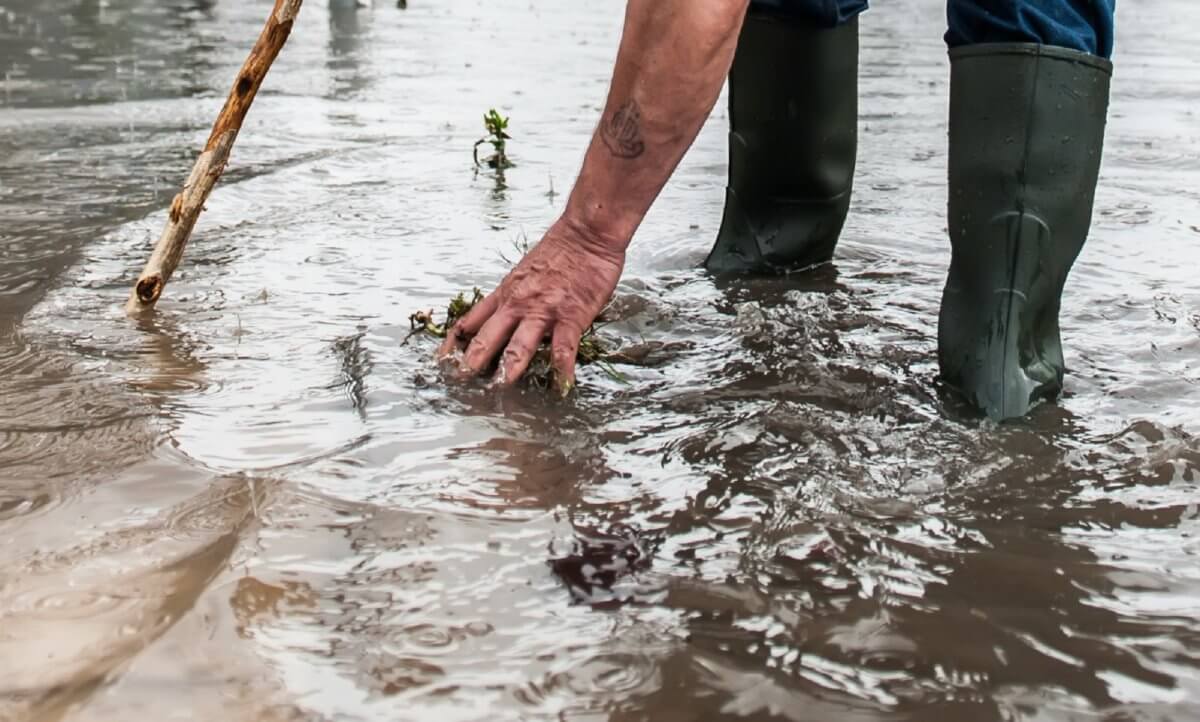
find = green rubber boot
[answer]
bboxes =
[704,13,858,275]
[938,44,1112,420]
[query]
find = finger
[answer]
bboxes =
[494,319,549,387]
[550,322,583,397]
[460,311,520,376]
[437,290,501,358]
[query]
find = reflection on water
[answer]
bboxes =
[2,0,1200,720]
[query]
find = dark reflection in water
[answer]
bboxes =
[327,1,371,100]
[2,0,1200,720]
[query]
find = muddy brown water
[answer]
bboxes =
[2,1,1200,720]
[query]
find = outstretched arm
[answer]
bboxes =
[439,0,749,390]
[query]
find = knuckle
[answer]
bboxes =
[552,345,575,365]
[502,344,530,366]
[553,329,580,351]
[464,339,490,366]
[466,346,488,365]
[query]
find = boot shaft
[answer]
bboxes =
[939,44,1112,420]
[948,44,1112,280]
[706,14,859,274]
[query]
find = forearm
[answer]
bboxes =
[561,0,749,250]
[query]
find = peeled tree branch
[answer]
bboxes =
[125,0,303,314]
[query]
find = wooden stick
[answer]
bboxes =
[126,0,303,314]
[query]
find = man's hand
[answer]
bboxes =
[438,219,624,393]
[438,0,746,391]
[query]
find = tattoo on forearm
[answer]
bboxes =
[600,99,646,159]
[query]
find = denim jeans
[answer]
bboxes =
[748,0,1116,58]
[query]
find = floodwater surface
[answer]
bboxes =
[2,1,1200,720]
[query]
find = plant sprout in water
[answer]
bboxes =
[474,108,514,170]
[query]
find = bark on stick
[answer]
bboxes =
[126,0,303,314]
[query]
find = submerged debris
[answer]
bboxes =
[548,524,658,605]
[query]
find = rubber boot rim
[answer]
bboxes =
[949,43,1112,75]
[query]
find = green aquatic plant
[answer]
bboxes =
[407,288,485,339]
[473,108,514,170]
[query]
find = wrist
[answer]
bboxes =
[555,211,633,259]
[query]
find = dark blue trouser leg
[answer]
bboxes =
[752,0,1116,56]
[749,0,868,28]
[946,0,1117,58]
